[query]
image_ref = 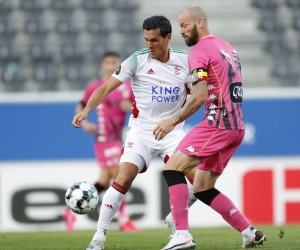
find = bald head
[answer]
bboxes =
[183,5,208,23]
[178,5,211,46]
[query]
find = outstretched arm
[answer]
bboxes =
[153,80,207,140]
[72,77,123,128]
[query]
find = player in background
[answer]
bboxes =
[154,6,267,250]
[64,52,140,232]
[72,15,197,250]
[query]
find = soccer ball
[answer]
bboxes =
[65,181,98,215]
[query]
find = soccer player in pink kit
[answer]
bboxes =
[69,51,140,232]
[154,6,266,249]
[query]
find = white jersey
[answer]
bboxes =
[112,47,190,129]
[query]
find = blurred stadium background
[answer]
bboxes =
[0,0,300,232]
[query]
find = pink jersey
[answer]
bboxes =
[82,79,134,143]
[189,35,244,130]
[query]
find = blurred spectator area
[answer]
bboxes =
[251,0,300,86]
[0,0,299,92]
[0,0,141,92]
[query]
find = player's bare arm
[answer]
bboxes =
[72,77,123,128]
[119,100,133,112]
[153,80,207,141]
[75,102,96,134]
[185,81,192,95]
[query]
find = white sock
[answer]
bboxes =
[176,230,191,238]
[242,226,255,238]
[93,186,125,240]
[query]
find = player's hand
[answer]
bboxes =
[82,121,96,134]
[72,110,89,128]
[153,118,176,141]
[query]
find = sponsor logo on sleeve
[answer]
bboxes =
[114,65,122,75]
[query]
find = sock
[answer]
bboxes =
[163,170,189,231]
[242,226,255,238]
[93,182,127,240]
[187,179,197,208]
[168,178,196,221]
[118,195,129,224]
[94,182,106,194]
[210,193,250,232]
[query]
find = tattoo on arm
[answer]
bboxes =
[173,81,207,125]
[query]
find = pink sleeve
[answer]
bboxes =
[188,46,209,72]
[81,84,94,104]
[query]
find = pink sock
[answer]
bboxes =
[169,184,189,230]
[210,193,250,232]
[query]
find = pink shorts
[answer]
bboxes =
[176,122,245,174]
[94,142,122,169]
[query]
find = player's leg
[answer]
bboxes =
[109,166,140,231]
[194,129,266,248]
[87,152,146,250]
[161,150,199,250]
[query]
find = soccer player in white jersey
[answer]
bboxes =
[72,15,196,250]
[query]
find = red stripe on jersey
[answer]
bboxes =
[132,95,139,118]
[164,154,170,163]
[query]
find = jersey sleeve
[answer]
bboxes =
[112,53,138,82]
[81,84,94,105]
[189,47,210,84]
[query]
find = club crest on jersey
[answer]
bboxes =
[174,66,180,75]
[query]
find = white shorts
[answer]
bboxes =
[120,125,186,173]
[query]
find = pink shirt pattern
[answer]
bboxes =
[189,35,244,130]
[82,79,134,143]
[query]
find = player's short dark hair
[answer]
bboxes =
[101,51,120,61]
[142,15,172,38]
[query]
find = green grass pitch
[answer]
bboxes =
[1,225,300,249]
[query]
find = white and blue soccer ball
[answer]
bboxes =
[65,181,98,215]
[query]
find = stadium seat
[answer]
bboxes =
[258,15,285,33]
[263,39,292,56]
[0,1,13,16]
[90,41,109,59]
[285,0,300,9]
[111,0,139,12]
[121,39,141,58]
[50,0,74,12]
[28,42,52,62]
[251,0,279,10]
[86,18,110,35]
[116,17,141,34]
[64,63,89,89]
[292,14,300,31]
[0,43,21,62]
[32,63,58,90]
[81,0,108,11]
[55,18,79,37]
[24,18,48,36]
[1,62,26,92]
[271,59,300,86]
[19,0,44,12]
[0,19,17,39]
[60,42,84,62]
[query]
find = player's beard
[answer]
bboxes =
[184,24,199,47]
